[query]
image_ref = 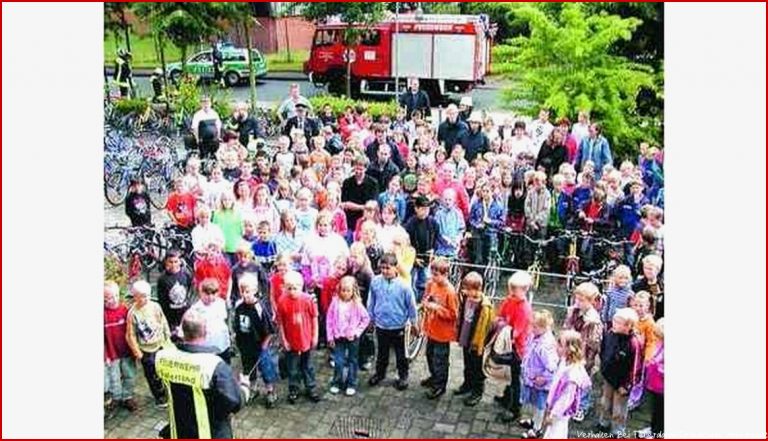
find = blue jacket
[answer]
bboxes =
[469,199,505,233]
[571,186,593,212]
[614,194,648,239]
[378,191,407,222]
[575,136,613,179]
[434,205,466,257]
[367,275,418,330]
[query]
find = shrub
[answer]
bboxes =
[113,98,150,117]
[309,95,400,120]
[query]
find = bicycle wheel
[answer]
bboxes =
[483,258,500,298]
[146,173,170,209]
[404,307,426,360]
[528,262,542,290]
[104,170,128,206]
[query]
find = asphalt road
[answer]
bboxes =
[131,76,508,109]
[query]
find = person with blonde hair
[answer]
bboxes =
[326,276,371,396]
[541,330,592,439]
[455,272,495,407]
[597,308,643,437]
[601,265,634,329]
[639,318,664,438]
[563,282,603,422]
[518,310,558,437]
[104,281,138,413]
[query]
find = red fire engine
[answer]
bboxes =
[304,14,495,102]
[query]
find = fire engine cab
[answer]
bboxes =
[304,14,495,102]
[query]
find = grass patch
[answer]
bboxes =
[104,31,182,69]
[265,50,308,72]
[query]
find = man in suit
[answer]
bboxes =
[282,102,320,142]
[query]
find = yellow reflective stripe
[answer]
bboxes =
[193,386,211,439]
[162,379,178,439]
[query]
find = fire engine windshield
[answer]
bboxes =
[314,30,339,47]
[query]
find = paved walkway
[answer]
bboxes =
[105,343,651,439]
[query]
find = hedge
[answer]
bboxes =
[309,95,400,120]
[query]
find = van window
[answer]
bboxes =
[360,30,380,46]
[191,52,212,63]
[313,30,338,47]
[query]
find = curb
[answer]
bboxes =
[104,67,305,82]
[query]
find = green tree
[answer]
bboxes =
[299,3,388,97]
[494,3,660,159]
[104,2,133,53]
[219,2,261,111]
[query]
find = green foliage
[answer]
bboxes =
[174,76,233,120]
[300,3,388,45]
[113,98,150,117]
[309,96,399,120]
[104,254,129,300]
[494,3,662,160]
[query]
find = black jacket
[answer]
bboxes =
[404,216,438,263]
[398,90,432,119]
[438,119,469,152]
[228,115,263,148]
[367,160,401,194]
[459,128,489,162]
[164,344,242,439]
[600,331,642,390]
[282,116,320,141]
[125,192,151,227]
[535,142,567,178]
[156,269,193,329]
[365,139,405,169]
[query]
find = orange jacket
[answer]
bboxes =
[422,280,459,343]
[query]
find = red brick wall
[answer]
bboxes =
[229,17,315,54]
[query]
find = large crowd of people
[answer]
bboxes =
[106,80,665,439]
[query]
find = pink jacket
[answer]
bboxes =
[645,342,664,394]
[325,297,370,342]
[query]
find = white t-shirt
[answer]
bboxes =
[204,179,234,209]
[509,136,534,161]
[528,120,554,157]
[191,222,225,252]
[572,122,590,145]
[191,109,221,140]
[190,299,230,353]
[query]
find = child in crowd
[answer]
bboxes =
[166,178,197,231]
[434,188,466,258]
[354,200,381,242]
[276,271,321,403]
[156,250,193,340]
[518,310,559,438]
[559,163,578,195]
[230,242,268,307]
[541,330,592,439]
[601,265,634,329]
[524,171,551,239]
[204,165,234,210]
[233,273,279,408]
[633,254,664,320]
[326,276,371,396]
[252,220,278,271]
[274,135,296,171]
[597,308,643,438]
[562,282,604,422]
[326,188,349,237]
[379,203,407,253]
[241,216,259,247]
[125,177,152,227]
[104,281,138,413]
[420,258,459,400]
[454,272,495,407]
[359,220,384,271]
[628,291,657,411]
[495,271,534,422]
[269,253,292,312]
[640,319,664,439]
[212,192,243,265]
[378,175,407,223]
[448,144,470,178]
[367,253,418,391]
[294,187,319,237]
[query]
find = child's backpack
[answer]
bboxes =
[482,325,519,382]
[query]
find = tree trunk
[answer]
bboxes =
[244,18,257,113]
[346,57,352,98]
[120,9,131,52]
[158,31,169,95]
[284,19,292,63]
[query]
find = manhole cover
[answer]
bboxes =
[330,416,390,439]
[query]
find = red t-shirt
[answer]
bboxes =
[104,305,131,362]
[167,192,197,228]
[320,275,342,316]
[193,254,232,299]
[497,296,533,357]
[270,273,286,309]
[277,293,318,353]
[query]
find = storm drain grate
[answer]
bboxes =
[330,416,390,439]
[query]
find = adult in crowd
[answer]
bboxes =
[367,143,401,194]
[156,309,243,439]
[528,108,554,157]
[459,112,490,162]
[282,102,320,141]
[398,77,432,120]
[277,83,312,123]
[228,102,264,148]
[437,104,469,152]
[574,122,613,179]
[365,123,405,169]
[191,96,222,159]
[341,156,380,235]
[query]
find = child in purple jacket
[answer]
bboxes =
[326,276,371,396]
[542,330,592,439]
[518,310,559,438]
